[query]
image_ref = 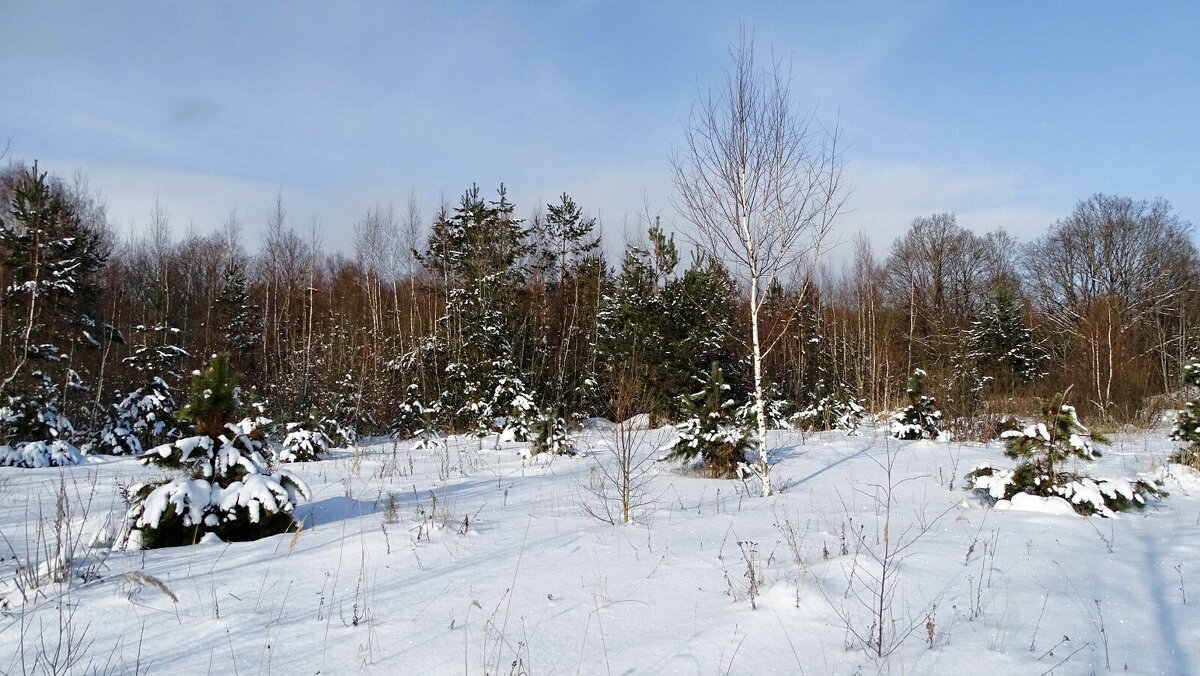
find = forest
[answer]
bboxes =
[0,159,1195,461]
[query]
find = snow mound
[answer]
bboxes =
[580,417,616,431]
[997,492,1077,516]
[620,414,651,429]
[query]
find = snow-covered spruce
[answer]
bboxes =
[526,409,575,457]
[117,353,310,549]
[392,384,433,439]
[93,324,188,456]
[966,391,1160,517]
[1169,356,1200,469]
[734,385,791,432]
[0,372,83,467]
[792,380,864,435]
[122,430,310,548]
[0,440,82,468]
[495,375,538,443]
[94,376,180,456]
[277,418,333,463]
[319,372,360,447]
[664,364,752,478]
[890,369,943,440]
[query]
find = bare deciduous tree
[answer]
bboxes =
[672,30,845,496]
[1023,194,1198,411]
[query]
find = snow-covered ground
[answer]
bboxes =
[2,424,1197,674]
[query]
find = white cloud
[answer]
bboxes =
[36,156,1071,273]
[37,160,373,252]
[835,159,1068,256]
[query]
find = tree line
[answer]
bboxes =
[0,160,1196,459]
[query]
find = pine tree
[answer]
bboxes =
[117,353,310,549]
[598,227,741,424]
[968,390,1160,516]
[0,165,106,373]
[890,369,943,440]
[0,165,106,466]
[596,233,668,416]
[532,193,601,287]
[526,195,605,417]
[419,185,536,438]
[1000,391,1106,475]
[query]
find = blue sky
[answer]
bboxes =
[2,1,1197,257]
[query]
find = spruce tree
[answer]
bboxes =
[94,323,187,455]
[213,259,262,381]
[890,369,943,440]
[964,286,1045,396]
[528,408,574,457]
[666,363,752,478]
[1170,357,1200,468]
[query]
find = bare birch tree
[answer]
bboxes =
[672,31,845,496]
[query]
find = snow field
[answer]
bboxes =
[0,426,1196,674]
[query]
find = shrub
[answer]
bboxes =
[0,371,82,467]
[277,417,334,463]
[792,379,863,435]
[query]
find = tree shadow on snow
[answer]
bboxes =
[779,439,878,489]
[294,496,379,527]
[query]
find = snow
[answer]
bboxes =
[580,416,616,431]
[997,492,1078,515]
[1,426,1198,673]
[218,475,293,524]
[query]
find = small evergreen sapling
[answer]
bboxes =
[0,371,83,468]
[735,382,791,432]
[665,364,752,478]
[94,324,187,455]
[792,379,864,435]
[967,391,1160,517]
[495,374,537,443]
[890,369,943,440]
[116,353,310,549]
[278,414,334,463]
[1169,357,1200,470]
[527,409,574,457]
[392,384,442,442]
[320,373,360,447]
